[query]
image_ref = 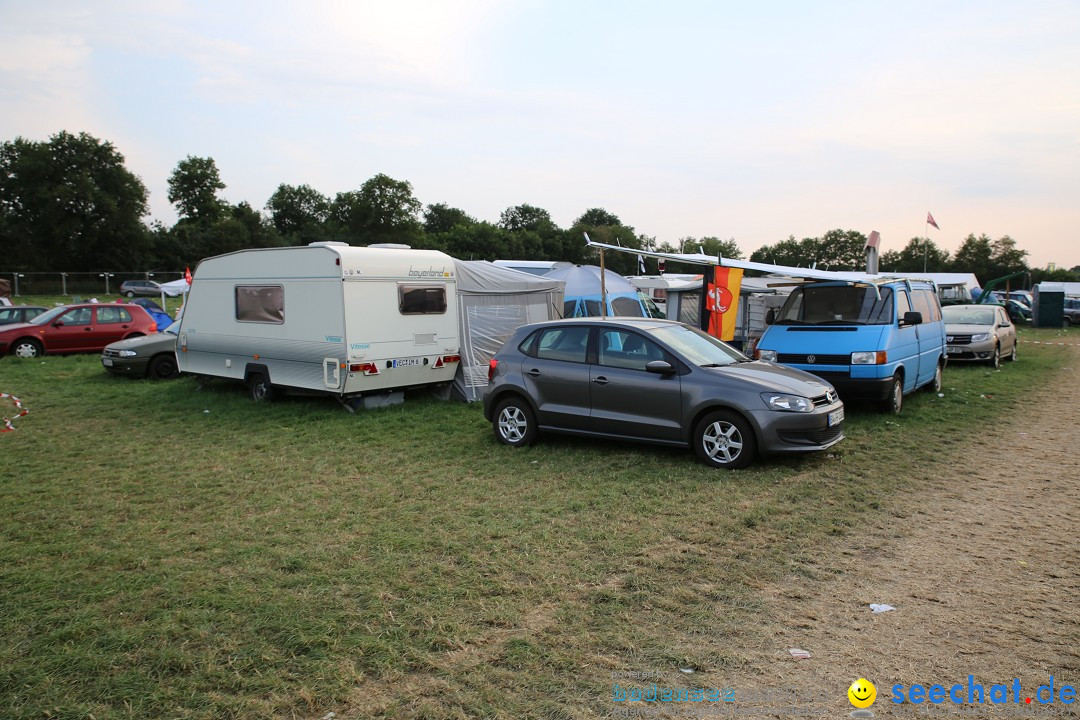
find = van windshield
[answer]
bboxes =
[774,285,894,326]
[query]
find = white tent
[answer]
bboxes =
[452,260,564,402]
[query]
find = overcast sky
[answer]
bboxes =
[3,0,1079,269]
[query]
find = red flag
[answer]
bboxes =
[926,212,940,230]
[184,266,193,284]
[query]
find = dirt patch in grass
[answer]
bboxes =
[724,345,1080,715]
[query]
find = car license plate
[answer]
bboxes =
[392,357,422,368]
[102,357,113,367]
[946,346,963,354]
[827,407,844,427]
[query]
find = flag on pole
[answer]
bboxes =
[926,212,940,230]
[637,254,646,275]
[184,266,193,284]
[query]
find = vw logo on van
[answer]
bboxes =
[806,355,816,364]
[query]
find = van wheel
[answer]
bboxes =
[148,354,180,380]
[11,339,43,358]
[880,376,903,415]
[493,397,536,447]
[694,410,756,469]
[249,373,275,402]
[989,345,1000,369]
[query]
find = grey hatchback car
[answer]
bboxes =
[483,317,845,469]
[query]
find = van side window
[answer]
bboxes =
[895,289,911,319]
[236,285,285,323]
[923,290,942,322]
[398,285,447,315]
[909,289,933,323]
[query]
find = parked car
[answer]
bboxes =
[0,305,47,326]
[483,317,845,469]
[0,303,158,358]
[1064,298,1080,327]
[119,279,165,297]
[942,304,1018,368]
[102,320,180,379]
[1002,298,1031,324]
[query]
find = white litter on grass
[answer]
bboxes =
[204,409,210,414]
[789,648,812,659]
[679,667,695,674]
[870,603,896,613]
[938,393,945,398]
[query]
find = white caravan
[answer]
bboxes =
[177,243,460,403]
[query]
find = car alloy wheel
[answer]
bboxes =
[493,397,536,447]
[694,410,755,469]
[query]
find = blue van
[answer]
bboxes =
[754,279,946,414]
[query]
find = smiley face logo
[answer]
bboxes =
[848,678,877,708]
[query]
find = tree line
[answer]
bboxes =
[2,131,1075,286]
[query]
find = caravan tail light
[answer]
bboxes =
[350,362,380,375]
[488,358,498,382]
[432,355,460,369]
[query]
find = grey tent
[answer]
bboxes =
[452,260,564,402]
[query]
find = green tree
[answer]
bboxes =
[0,131,150,272]
[329,173,423,246]
[677,236,743,260]
[168,155,226,222]
[815,229,867,270]
[988,236,1029,280]
[951,234,994,283]
[880,237,951,273]
[423,203,476,234]
[749,235,819,267]
[574,208,621,227]
[265,184,330,243]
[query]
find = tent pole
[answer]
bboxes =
[599,248,608,317]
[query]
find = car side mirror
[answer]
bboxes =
[764,309,775,326]
[901,311,923,327]
[645,360,676,375]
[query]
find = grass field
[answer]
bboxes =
[1,312,1075,719]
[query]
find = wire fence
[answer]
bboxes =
[0,271,186,297]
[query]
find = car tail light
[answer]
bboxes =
[488,358,498,382]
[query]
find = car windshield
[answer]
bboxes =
[29,307,69,325]
[774,284,894,326]
[942,306,996,325]
[648,324,748,366]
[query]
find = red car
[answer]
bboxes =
[0,303,158,358]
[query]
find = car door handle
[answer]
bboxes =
[84,327,93,331]
[525,369,541,378]
[593,376,609,385]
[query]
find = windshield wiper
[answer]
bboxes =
[817,319,865,325]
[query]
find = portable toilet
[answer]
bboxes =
[1033,282,1065,328]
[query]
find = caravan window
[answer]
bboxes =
[236,285,284,324]
[399,284,447,315]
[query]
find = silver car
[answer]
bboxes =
[942,304,1018,368]
[482,317,844,469]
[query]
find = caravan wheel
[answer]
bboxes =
[249,373,276,402]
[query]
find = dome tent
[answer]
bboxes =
[544,264,657,318]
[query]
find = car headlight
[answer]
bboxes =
[758,349,778,362]
[971,333,990,342]
[117,350,139,357]
[762,393,813,412]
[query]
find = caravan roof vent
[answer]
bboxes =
[308,241,350,247]
[368,243,412,249]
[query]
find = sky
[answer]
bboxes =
[2,0,1079,269]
